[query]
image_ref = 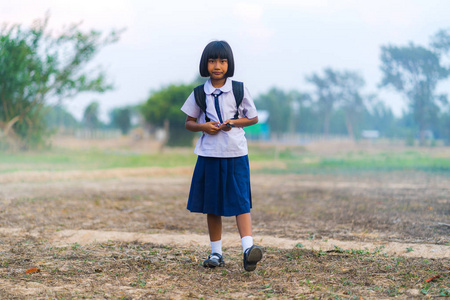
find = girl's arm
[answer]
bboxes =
[221,116,258,131]
[185,116,221,135]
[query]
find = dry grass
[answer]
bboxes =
[0,237,448,299]
[0,138,449,299]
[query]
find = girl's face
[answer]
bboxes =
[207,57,228,81]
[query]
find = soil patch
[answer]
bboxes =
[0,169,448,299]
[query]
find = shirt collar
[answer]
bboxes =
[204,78,232,95]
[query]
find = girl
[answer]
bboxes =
[181,40,263,272]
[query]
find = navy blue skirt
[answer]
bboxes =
[187,155,252,217]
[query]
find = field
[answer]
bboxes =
[0,137,449,299]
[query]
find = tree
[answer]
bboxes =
[306,68,343,136]
[430,29,450,65]
[439,111,450,145]
[141,83,196,147]
[0,15,120,149]
[365,98,398,138]
[45,104,80,130]
[338,71,366,139]
[110,107,132,135]
[287,90,310,135]
[307,68,366,139]
[83,101,100,131]
[431,29,450,145]
[379,33,449,145]
[296,105,322,134]
[255,88,297,135]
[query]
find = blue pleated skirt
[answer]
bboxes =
[187,155,252,217]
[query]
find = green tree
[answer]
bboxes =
[339,71,367,139]
[83,101,100,130]
[0,15,120,149]
[307,68,367,139]
[45,104,80,130]
[110,107,132,135]
[430,29,450,63]
[365,98,399,138]
[379,33,449,145]
[255,88,302,135]
[431,29,450,145]
[296,105,322,134]
[287,90,310,135]
[306,68,343,136]
[141,83,196,147]
[439,112,450,145]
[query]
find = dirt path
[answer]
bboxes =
[0,165,448,299]
[1,168,448,245]
[1,227,448,259]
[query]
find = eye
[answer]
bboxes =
[221,59,228,63]
[208,59,214,63]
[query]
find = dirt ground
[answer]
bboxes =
[0,140,449,299]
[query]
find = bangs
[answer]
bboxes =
[205,42,230,60]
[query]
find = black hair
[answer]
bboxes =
[199,40,235,77]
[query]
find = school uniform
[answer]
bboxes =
[181,78,258,217]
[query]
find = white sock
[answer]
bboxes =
[241,236,253,253]
[210,240,222,256]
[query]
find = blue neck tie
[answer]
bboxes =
[213,91,224,124]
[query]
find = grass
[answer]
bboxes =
[1,239,448,299]
[1,138,448,298]
[249,145,450,174]
[314,153,450,172]
[0,148,198,173]
[1,142,449,175]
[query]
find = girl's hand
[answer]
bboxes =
[202,121,221,135]
[220,119,234,131]
[223,117,259,129]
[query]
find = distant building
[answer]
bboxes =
[361,130,380,139]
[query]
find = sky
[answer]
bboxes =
[2,0,450,121]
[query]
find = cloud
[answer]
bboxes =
[234,2,264,22]
[352,2,421,28]
[260,0,421,28]
[0,0,134,31]
[233,2,274,42]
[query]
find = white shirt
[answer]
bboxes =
[181,78,258,158]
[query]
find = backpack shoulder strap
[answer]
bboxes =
[231,80,244,119]
[193,84,210,122]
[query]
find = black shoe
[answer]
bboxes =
[243,245,263,272]
[203,253,225,268]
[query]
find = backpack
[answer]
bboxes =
[194,80,244,122]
